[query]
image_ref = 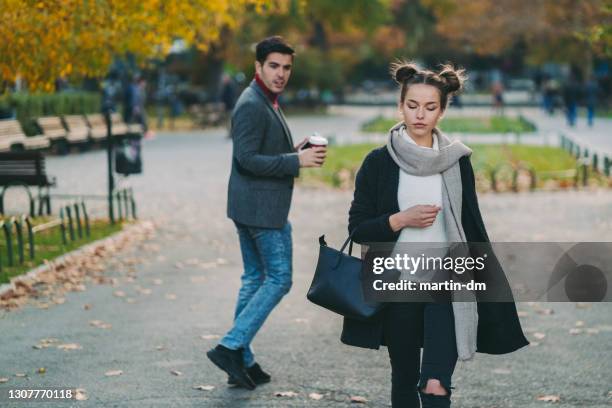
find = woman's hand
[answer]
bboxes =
[389,205,441,232]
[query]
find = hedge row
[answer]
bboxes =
[0,92,101,136]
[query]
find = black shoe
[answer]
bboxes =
[206,346,256,390]
[418,390,451,408]
[228,363,271,386]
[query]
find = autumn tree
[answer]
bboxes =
[422,0,612,77]
[0,0,273,91]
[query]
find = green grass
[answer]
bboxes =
[0,218,123,283]
[362,115,537,134]
[300,143,583,189]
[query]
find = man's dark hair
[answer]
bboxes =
[255,36,295,64]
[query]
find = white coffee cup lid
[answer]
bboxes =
[309,135,328,145]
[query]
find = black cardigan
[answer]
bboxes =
[342,146,529,355]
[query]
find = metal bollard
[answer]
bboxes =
[14,216,24,265]
[123,189,130,220]
[81,201,90,237]
[59,207,67,245]
[2,219,14,267]
[25,216,34,260]
[66,205,75,241]
[130,188,137,219]
[116,191,123,221]
[74,202,83,239]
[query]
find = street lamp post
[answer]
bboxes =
[104,109,115,224]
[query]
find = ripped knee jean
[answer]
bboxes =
[384,302,458,407]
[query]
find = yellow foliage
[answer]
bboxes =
[0,0,273,90]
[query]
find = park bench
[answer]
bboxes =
[37,116,68,142]
[63,115,90,144]
[0,151,55,216]
[85,113,109,141]
[110,113,129,136]
[37,116,70,154]
[0,119,50,152]
[188,102,226,128]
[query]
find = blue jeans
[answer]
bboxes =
[220,221,293,367]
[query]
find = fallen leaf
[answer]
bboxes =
[89,320,112,329]
[586,328,599,335]
[58,343,82,351]
[171,370,183,376]
[533,332,546,340]
[200,335,220,340]
[350,395,368,403]
[198,262,217,270]
[105,370,123,377]
[83,304,92,310]
[185,258,200,266]
[275,391,298,397]
[193,385,215,391]
[576,302,591,309]
[74,388,88,401]
[53,297,66,305]
[536,394,560,402]
[309,392,324,400]
[38,367,46,374]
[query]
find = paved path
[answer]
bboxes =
[1,117,611,407]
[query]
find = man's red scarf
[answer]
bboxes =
[255,73,280,109]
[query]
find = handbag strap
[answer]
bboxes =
[339,230,356,256]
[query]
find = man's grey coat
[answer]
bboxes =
[227,81,300,228]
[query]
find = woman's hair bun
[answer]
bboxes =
[438,64,467,93]
[390,61,419,84]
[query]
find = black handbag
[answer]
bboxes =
[307,233,383,320]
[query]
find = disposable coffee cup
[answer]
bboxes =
[303,133,328,149]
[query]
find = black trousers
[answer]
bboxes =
[383,302,458,407]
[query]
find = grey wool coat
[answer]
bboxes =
[227,80,300,228]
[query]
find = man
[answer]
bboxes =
[206,36,326,390]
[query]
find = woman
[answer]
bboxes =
[343,62,529,408]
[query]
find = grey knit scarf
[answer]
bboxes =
[386,122,478,361]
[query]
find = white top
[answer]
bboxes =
[396,132,448,243]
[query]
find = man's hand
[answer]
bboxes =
[294,137,308,151]
[298,146,326,168]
